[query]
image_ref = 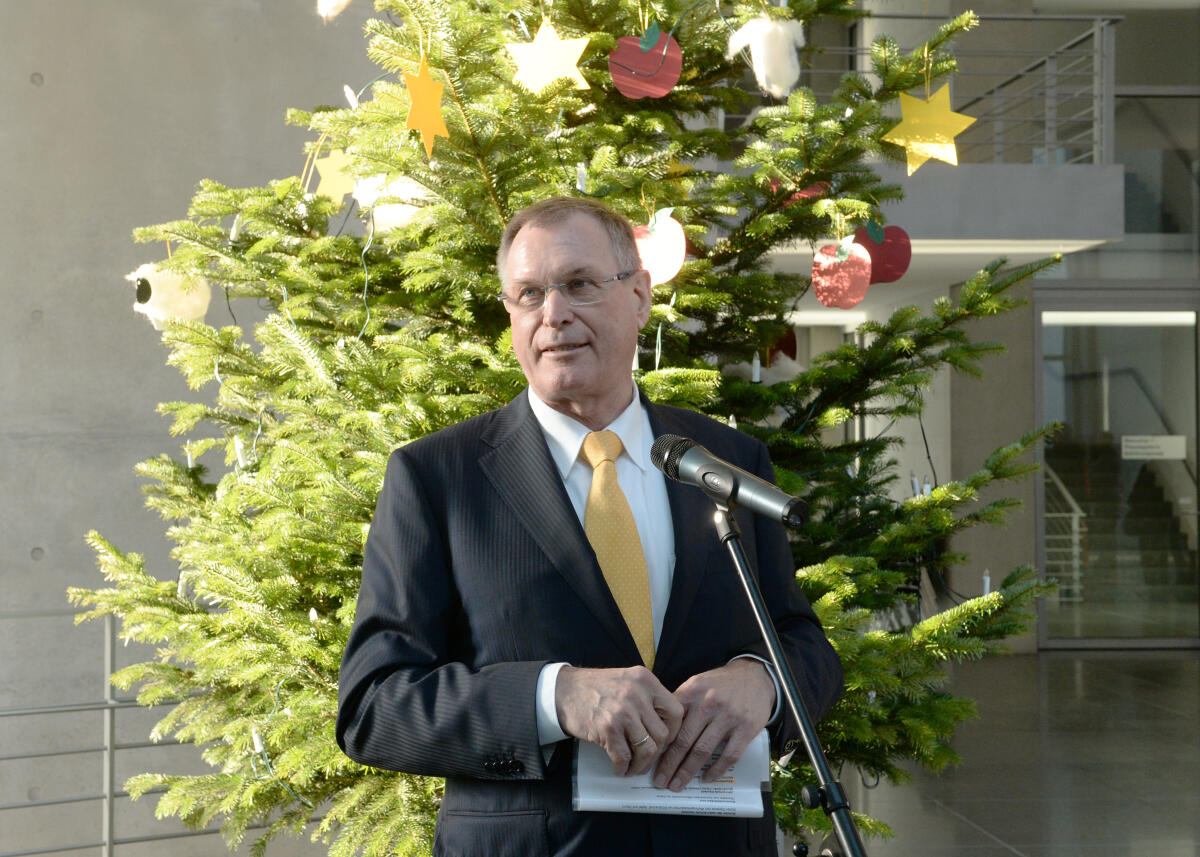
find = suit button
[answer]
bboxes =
[483,760,495,772]
[508,760,524,775]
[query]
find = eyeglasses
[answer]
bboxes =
[498,271,635,312]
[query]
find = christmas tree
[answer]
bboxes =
[70,1,1054,854]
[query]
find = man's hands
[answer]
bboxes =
[653,659,774,790]
[555,659,775,789]
[556,666,683,776]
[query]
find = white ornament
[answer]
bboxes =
[343,84,360,110]
[126,263,211,330]
[759,353,803,385]
[353,175,428,232]
[726,16,807,99]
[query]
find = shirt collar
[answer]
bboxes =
[527,385,650,478]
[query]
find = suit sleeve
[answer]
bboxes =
[336,448,548,781]
[745,439,844,753]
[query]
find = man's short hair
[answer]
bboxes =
[497,196,643,286]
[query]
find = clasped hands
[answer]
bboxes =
[555,659,774,791]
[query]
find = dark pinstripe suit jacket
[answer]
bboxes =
[336,390,843,857]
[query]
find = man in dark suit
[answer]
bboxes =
[337,197,843,856]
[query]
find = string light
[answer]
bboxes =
[248,684,314,808]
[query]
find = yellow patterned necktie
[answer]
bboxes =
[581,430,655,668]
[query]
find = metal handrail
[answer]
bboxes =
[0,795,105,813]
[0,787,167,814]
[0,698,153,718]
[1045,464,1086,519]
[0,821,319,857]
[866,12,1122,21]
[1044,464,1087,602]
[957,22,1119,114]
[1,843,106,857]
[0,740,180,763]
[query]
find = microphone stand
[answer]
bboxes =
[711,503,868,857]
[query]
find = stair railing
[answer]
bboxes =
[954,15,1119,165]
[1044,463,1087,602]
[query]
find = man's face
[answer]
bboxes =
[502,213,651,427]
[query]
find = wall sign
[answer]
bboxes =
[1120,435,1187,460]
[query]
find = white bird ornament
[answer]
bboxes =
[726,16,807,100]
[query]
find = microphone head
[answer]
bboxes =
[782,497,810,529]
[650,434,696,479]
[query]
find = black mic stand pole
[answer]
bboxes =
[711,504,868,857]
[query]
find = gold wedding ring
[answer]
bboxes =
[631,734,652,748]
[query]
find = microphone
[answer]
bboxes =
[651,434,808,529]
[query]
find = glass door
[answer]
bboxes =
[1040,310,1200,644]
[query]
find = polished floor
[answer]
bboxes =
[1046,600,1200,640]
[803,651,1200,857]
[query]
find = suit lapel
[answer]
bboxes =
[478,391,642,664]
[647,403,719,672]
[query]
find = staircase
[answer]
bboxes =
[1044,441,1199,606]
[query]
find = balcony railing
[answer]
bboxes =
[951,16,1118,166]
[725,12,1122,168]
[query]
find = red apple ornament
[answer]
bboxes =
[767,328,798,362]
[812,242,872,308]
[769,178,831,206]
[609,29,683,99]
[795,181,831,200]
[853,224,911,284]
[634,208,687,286]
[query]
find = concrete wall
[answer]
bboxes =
[949,280,1040,652]
[1,1,379,853]
[874,163,1125,243]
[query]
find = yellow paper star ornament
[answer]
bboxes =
[505,20,590,94]
[404,58,450,158]
[314,149,356,200]
[882,84,976,175]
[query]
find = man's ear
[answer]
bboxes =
[632,269,653,328]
